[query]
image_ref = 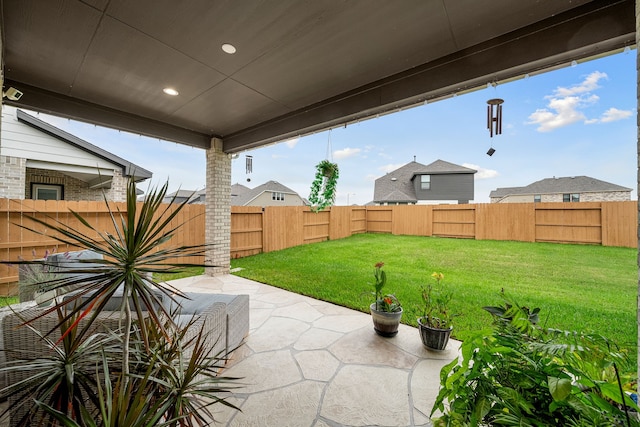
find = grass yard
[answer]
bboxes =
[0,296,20,308]
[230,233,637,363]
[154,267,205,283]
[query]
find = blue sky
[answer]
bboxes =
[37,49,636,205]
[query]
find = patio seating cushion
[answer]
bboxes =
[61,283,163,311]
[18,250,105,303]
[47,250,105,277]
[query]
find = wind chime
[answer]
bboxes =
[245,155,253,182]
[486,97,504,156]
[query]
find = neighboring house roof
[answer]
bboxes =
[374,159,476,203]
[490,176,632,199]
[233,180,301,206]
[231,183,251,196]
[187,188,207,204]
[162,189,197,203]
[16,109,152,182]
[411,159,476,176]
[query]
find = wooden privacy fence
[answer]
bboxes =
[1,200,636,294]
[232,202,637,257]
[0,199,205,294]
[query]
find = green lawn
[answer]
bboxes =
[0,296,20,308]
[154,267,205,283]
[230,234,637,361]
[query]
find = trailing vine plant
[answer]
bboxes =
[308,159,339,212]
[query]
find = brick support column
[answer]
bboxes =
[205,138,231,276]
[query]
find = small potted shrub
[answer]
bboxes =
[368,262,402,337]
[417,272,454,351]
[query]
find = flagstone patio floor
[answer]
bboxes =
[0,274,459,427]
[174,274,460,427]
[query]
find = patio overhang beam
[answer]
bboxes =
[2,81,213,150]
[222,0,635,153]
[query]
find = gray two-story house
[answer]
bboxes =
[373,159,476,205]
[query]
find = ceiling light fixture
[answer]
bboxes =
[222,43,237,54]
[163,87,179,96]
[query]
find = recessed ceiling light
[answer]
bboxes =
[221,43,237,54]
[163,87,179,96]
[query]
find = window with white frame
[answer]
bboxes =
[272,192,285,201]
[32,183,63,200]
[563,193,580,202]
[534,195,541,203]
[420,175,431,190]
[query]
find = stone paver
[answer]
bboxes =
[322,365,412,426]
[294,350,340,381]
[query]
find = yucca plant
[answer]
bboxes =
[34,313,241,427]
[0,178,240,425]
[0,307,122,426]
[5,179,211,376]
[134,313,242,426]
[35,351,178,427]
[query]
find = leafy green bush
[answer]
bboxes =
[432,294,638,426]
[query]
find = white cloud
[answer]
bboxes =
[463,163,499,180]
[527,71,606,132]
[527,71,630,132]
[527,96,588,132]
[598,107,633,123]
[284,137,299,148]
[333,147,361,160]
[553,71,607,97]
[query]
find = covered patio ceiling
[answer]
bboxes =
[0,0,635,154]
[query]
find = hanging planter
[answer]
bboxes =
[308,159,339,212]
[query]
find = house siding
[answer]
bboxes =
[0,106,145,202]
[248,192,306,207]
[414,173,474,203]
[2,108,116,170]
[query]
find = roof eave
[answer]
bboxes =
[16,109,153,180]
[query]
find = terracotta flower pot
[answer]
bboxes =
[418,318,452,351]
[370,303,403,337]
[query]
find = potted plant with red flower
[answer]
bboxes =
[368,262,403,337]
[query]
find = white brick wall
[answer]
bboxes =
[205,138,231,276]
[580,191,631,202]
[0,155,26,199]
[492,191,631,203]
